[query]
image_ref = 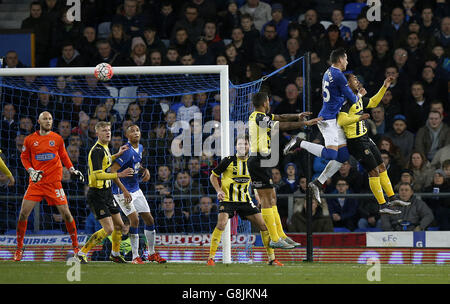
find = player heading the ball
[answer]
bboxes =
[284,48,365,204]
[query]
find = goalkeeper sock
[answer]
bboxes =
[369,177,386,204]
[129,226,139,260]
[379,170,395,198]
[144,225,156,255]
[272,205,287,239]
[16,220,28,250]
[260,230,275,261]
[111,228,122,256]
[65,219,79,249]
[209,227,224,259]
[261,208,279,242]
[81,228,107,254]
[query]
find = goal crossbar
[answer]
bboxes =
[0,64,234,263]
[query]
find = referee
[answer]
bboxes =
[76,121,133,264]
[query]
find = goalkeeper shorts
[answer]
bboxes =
[24,181,68,206]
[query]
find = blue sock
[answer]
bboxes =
[337,146,350,163]
[129,226,139,234]
[321,148,338,160]
[144,225,155,231]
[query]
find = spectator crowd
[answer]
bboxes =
[0,0,449,234]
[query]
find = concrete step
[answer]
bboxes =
[0,3,31,11]
[0,0,33,4]
[0,11,29,22]
[0,20,23,29]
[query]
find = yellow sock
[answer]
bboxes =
[209,227,224,259]
[111,229,122,253]
[272,205,287,239]
[260,230,275,261]
[261,208,279,242]
[81,228,108,254]
[379,170,395,198]
[369,176,386,204]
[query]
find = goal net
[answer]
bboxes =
[0,58,306,263]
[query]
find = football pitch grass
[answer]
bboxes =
[0,261,449,284]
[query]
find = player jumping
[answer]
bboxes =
[284,48,365,204]
[76,121,133,264]
[208,135,284,266]
[110,124,167,264]
[15,111,85,261]
[337,74,410,213]
[248,92,321,249]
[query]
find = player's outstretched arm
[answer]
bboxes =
[278,117,323,131]
[273,112,313,122]
[365,76,394,109]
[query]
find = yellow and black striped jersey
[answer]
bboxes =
[249,111,278,155]
[212,155,252,203]
[338,86,386,139]
[88,141,115,189]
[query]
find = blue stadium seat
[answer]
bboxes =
[34,230,64,235]
[427,227,439,231]
[333,227,351,232]
[97,21,111,39]
[5,229,16,235]
[344,3,367,20]
[49,57,58,67]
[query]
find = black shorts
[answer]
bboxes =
[219,201,260,219]
[347,135,383,172]
[247,155,274,189]
[87,187,121,220]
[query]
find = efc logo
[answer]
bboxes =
[382,235,397,243]
[66,0,81,22]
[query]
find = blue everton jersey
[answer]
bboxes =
[112,143,143,194]
[319,66,359,120]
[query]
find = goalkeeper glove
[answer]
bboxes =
[28,168,44,183]
[70,167,85,183]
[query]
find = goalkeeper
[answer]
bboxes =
[15,111,85,261]
[208,135,284,266]
[337,74,410,214]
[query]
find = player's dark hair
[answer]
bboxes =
[330,48,347,64]
[252,92,268,108]
[126,124,140,133]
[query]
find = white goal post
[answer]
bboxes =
[0,65,234,264]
